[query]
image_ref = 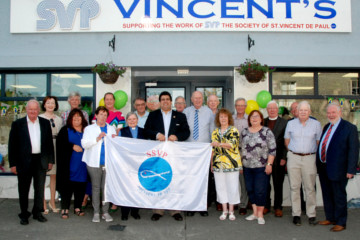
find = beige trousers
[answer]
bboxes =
[287,151,317,218]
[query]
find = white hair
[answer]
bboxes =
[266,100,279,109]
[26,99,40,109]
[327,102,341,112]
[297,101,311,111]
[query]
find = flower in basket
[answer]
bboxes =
[236,59,275,81]
[91,62,126,77]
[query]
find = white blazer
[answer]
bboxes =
[81,123,116,168]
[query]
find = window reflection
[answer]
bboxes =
[51,73,93,97]
[5,74,47,97]
[319,72,359,95]
[272,72,314,95]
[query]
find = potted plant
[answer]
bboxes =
[92,62,127,84]
[237,59,275,83]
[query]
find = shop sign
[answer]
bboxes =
[10,0,351,33]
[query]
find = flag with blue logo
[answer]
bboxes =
[104,136,212,211]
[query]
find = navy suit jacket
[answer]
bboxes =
[8,116,54,173]
[144,109,190,141]
[316,119,359,181]
[120,126,145,139]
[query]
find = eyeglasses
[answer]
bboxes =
[50,119,55,128]
[175,102,185,105]
[250,115,261,119]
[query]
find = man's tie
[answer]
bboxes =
[193,109,199,141]
[320,124,334,163]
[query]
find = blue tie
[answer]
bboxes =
[193,109,199,141]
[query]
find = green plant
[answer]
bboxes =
[91,62,126,76]
[236,59,275,79]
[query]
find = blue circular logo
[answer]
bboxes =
[331,23,336,29]
[138,157,172,192]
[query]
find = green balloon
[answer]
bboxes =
[114,90,128,110]
[256,90,272,108]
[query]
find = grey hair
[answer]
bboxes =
[327,102,341,112]
[266,100,279,108]
[133,97,146,105]
[175,96,185,102]
[26,99,40,109]
[297,100,311,111]
[235,97,247,105]
[191,91,203,98]
[68,92,81,100]
[126,112,138,120]
[207,94,219,103]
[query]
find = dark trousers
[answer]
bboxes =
[208,169,217,207]
[244,167,270,207]
[265,163,285,210]
[318,163,348,226]
[121,206,139,217]
[60,181,87,210]
[17,154,46,218]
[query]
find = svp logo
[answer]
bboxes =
[138,155,172,192]
[37,0,100,31]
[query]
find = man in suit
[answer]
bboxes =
[144,91,190,221]
[264,101,288,217]
[8,99,54,225]
[316,103,359,232]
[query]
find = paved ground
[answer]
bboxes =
[1,198,359,240]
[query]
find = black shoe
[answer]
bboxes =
[151,214,162,221]
[293,216,301,226]
[131,213,141,220]
[186,211,195,216]
[20,218,29,225]
[199,211,208,217]
[33,214,47,223]
[309,217,317,226]
[172,213,183,221]
[239,208,247,215]
[121,216,128,221]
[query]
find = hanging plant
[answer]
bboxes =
[236,59,275,83]
[92,62,126,84]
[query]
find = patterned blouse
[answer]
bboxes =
[241,127,276,168]
[211,126,242,172]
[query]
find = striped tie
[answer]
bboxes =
[193,109,199,141]
[320,124,333,163]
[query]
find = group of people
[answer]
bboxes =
[8,90,358,233]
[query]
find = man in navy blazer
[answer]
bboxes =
[316,103,359,232]
[144,91,190,221]
[8,100,54,225]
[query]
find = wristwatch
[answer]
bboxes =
[266,163,273,166]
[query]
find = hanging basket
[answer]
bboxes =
[244,69,265,83]
[99,72,120,84]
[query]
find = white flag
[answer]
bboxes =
[104,136,212,211]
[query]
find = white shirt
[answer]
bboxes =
[27,116,41,154]
[161,109,172,140]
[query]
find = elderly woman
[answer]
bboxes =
[210,108,242,221]
[241,110,276,225]
[39,96,63,214]
[82,106,116,223]
[56,109,88,219]
[116,112,145,220]
[61,92,89,123]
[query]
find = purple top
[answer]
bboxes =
[241,127,276,168]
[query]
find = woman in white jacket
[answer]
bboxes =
[81,106,116,223]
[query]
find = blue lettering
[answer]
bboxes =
[247,0,273,19]
[113,0,140,18]
[314,0,336,19]
[221,0,244,18]
[188,0,215,18]
[157,0,183,18]
[145,0,150,17]
[276,0,300,19]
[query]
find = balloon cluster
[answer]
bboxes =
[245,90,272,115]
[98,90,128,110]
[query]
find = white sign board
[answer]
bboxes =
[10,0,352,33]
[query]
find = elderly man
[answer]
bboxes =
[316,103,359,232]
[175,96,186,113]
[264,101,288,217]
[290,102,299,118]
[8,100,54,225]
[61,92,89,123]
[207,94,220,114]
[134,97,149,128]
[183,91,215,216]
[284,101,322,226]
[144,91,190,221]
[232,97,249,215]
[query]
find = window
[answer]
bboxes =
[6,74,47,97]
[318,72,359,95]
[51,73,93,97]
[272,72,314,95]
